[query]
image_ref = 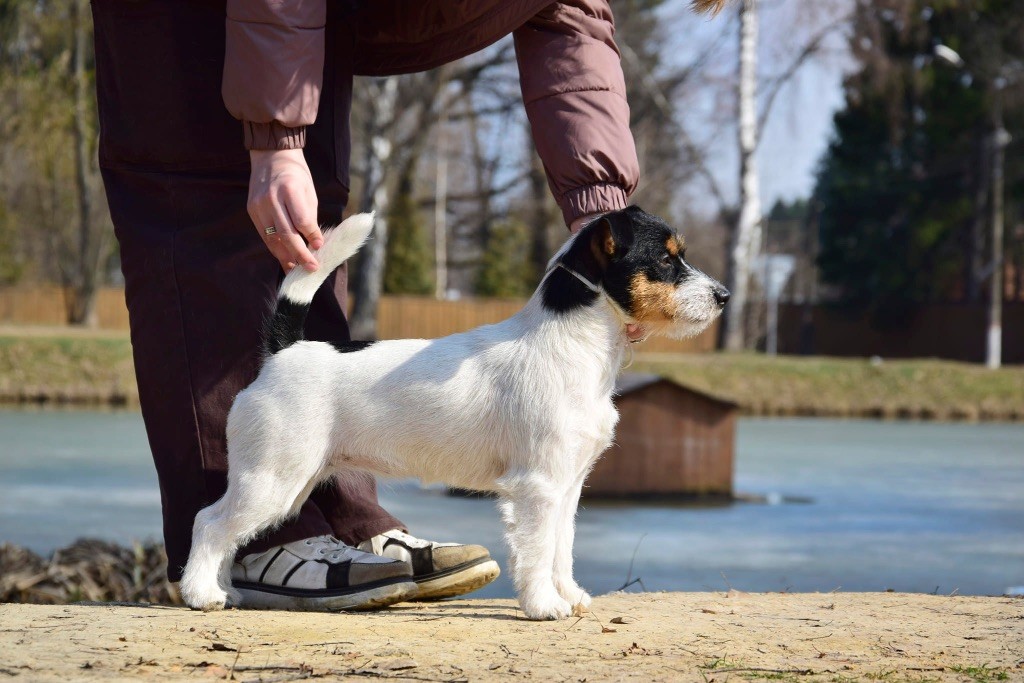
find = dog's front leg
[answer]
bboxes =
[552,472,591,609]
[498,470,573,620]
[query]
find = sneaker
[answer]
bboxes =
[231,535,417,611]
[358,529,500,600]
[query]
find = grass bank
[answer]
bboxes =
[1,326,1021,420]
[634,352,1024,421]
[0,327,136,406]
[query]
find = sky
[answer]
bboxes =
[658,0,855,210]
[451,0,857,223]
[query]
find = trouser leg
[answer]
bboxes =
[92,0,400,582]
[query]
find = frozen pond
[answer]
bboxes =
[1,410,1021,597]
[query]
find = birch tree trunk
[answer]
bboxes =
[67,0,101,327]
[723,0,763,351]
[348,77,398,340]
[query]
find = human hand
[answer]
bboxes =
[248,149,323,272]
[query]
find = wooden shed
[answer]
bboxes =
[583,373,736,499]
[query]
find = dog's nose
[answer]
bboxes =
[713,286,731,307]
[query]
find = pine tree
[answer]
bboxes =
[476,219,533,298]
[382,183,433,296]
[814,0,1023,323]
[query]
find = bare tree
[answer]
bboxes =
[348,77,398,340]
[0,0,113,324]
[723,0,763,351]
[65,0,106,326]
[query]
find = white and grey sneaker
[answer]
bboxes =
[231,535,416,611]
[358,529,500,601]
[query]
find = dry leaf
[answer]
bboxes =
[609,616,634,624]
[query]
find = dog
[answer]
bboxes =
[179,206,729,620]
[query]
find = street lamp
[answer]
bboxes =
[933,44,1012,369]
[752,254,796,356]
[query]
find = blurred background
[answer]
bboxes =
[0,0,1021,604]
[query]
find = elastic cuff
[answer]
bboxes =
[243,121,307,150]
[559,183,629,227]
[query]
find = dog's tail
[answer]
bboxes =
[263,212,375,355]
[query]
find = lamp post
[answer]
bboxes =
[933,45,1011,369]
[989,84,1010,369]
[752,254,796,356]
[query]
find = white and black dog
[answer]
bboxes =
[179,206,729,620]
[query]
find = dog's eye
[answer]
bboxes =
[660,253,673,267]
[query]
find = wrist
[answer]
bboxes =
[570,212,605,234]
[250,148,305,162]
[243,121,306,151]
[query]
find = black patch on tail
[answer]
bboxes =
[328,340,376,353]
[264,297,309,355]
[264,298,377,356]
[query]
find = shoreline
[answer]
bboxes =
[2,329,1023,421]
[3,392,1022,422]
[2,593,1021,681]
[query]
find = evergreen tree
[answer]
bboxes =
[814,0,1023,323]
[382,183,433,296]
[476,219,533,298]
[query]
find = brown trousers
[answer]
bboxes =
[91,0,402,581]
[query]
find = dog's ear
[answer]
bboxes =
[592,210,635,261]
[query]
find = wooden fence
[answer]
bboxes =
[777,302,1024,364]
[0,287,718,354]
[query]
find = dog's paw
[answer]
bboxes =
[568,589,592,610]
[555,579,591,609]
[520,588,574,621]
[179,579,229,612]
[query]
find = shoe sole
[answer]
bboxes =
[234,579,418,612]
[411,558,501,601]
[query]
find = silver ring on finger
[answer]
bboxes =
[264,225,277,236]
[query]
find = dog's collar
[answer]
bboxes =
[553,263,648,346]
[555,262,602,295]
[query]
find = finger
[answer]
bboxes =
[282,183,322,250]
[254,205,295,272]
[269,196,318,272]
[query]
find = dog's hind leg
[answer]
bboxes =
[498,470,573,620]
[552,472,591,609]
[178,465,323,611]
[178,496,240,611]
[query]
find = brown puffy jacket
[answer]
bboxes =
[222,0,639,225]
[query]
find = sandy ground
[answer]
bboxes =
[1,592,1021,682]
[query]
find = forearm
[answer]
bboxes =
[514,0,640,227]
[222,0,326,150]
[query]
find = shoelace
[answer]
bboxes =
[303,535,358,562]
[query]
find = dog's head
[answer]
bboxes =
[542,206,729,339]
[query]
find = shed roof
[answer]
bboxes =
[614,373,738,409]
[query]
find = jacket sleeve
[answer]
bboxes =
[222,0,326,150]
[514,0,640,226]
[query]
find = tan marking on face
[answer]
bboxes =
[665,235,686,257]
[629,272,677,322]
